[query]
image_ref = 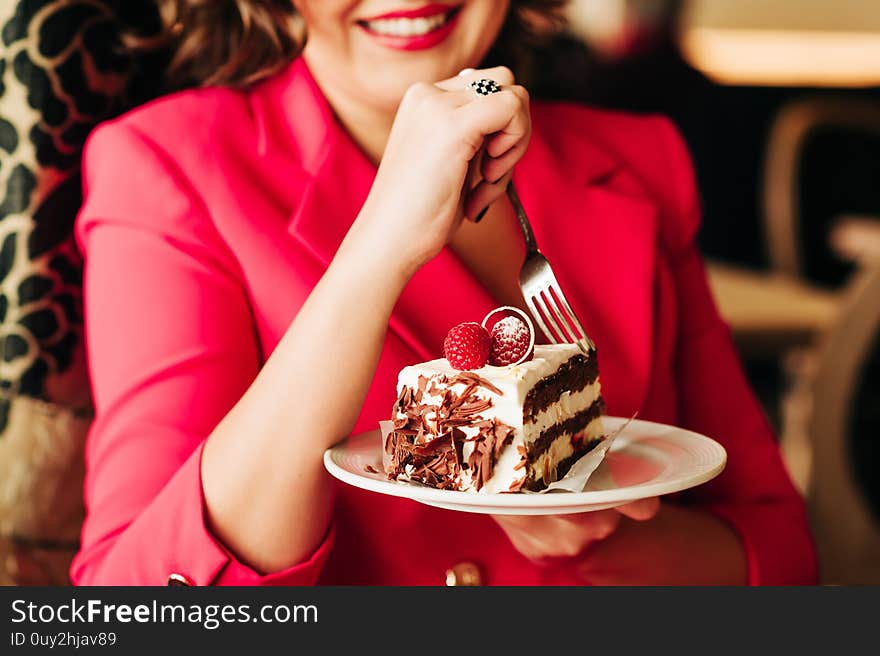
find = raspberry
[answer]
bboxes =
[443,322,491,370]
[488,316,533,366]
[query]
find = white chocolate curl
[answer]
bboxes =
[481,306,535,367]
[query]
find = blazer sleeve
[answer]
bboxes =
[70,122,334,586]
[658,119,818,585]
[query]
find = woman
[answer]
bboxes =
[71,1,816,585]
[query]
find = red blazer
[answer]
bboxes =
[71,57,816,585]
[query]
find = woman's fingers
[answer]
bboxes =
[493,510,625,562]
[399,82,530,164]
[481,136,528,185]
[434,65,517,91]
[615,497,661,521]
[493,499,664,564]
[439,66,529,151]
[420,66,530,198]
[560,510,622,543]
[461,145,487,221]
[368,65,530,265]
[457,84,530,207]
[463,170,512,221]
[455,87,530,148]
[482,85,530,157]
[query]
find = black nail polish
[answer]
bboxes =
[475,207,488,223]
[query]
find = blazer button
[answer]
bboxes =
[167,573,194,586]
[445,562,482,586]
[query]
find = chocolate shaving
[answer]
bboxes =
[413,432,451,456]
[448,383,478,412]
[480,444,492,485]
[386,370,513,491]
[451,428,466,469]
[450,372,503,396]
[364,465,379,474]
[399,387,413,409]
[467,440,486,490]
[542,457,556,485]
[457,398,493,416]
[384,431,396,455]
[493,423,513,459]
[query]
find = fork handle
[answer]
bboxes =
[506,181,539,256]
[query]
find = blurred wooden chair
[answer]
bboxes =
[762,99,880,282]
[764,98,880,584]
[706,261,838,357]
[707,99,880,355]
[709,96,880,583]
[708,98,880,350]
[781,218,880,584]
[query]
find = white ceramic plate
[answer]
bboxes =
[324,416,727,515]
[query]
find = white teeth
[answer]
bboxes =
[365,13,449,37]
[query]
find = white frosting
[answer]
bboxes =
[397,344,586,431]
[398,344,583,397]
[393,344,604,493]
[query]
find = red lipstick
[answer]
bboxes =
[358,4,461,52]
[363,3,458,20]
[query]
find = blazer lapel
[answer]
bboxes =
[289,145,495,362]
[290,157,503,361]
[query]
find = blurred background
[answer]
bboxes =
[0,0,878,585]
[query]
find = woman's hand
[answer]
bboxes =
[352,66,531,274]
[495,501,749,584]
[493,498,660,564]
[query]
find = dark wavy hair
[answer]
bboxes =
[130,1,568,89]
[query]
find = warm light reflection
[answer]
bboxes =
[681,28,880,87]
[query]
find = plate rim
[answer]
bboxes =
[323,416,727,510]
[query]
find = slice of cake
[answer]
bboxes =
[384,308,605,493]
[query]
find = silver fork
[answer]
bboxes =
[506,181,597,354]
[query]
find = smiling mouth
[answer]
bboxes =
[358,6,461,38]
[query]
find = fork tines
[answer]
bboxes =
[522,256,596,355]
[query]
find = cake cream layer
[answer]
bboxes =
[525,383,602,442]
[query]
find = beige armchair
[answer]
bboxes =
[762,99,880,280]
[716,96,880,584]
[781,217,880,584]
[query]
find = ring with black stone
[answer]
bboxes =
[470,78,502,97]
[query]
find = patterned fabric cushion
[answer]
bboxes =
[0,0,159,584]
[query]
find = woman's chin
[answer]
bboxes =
[357,68,460,109]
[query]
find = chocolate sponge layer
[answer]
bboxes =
[522,354,598,423]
